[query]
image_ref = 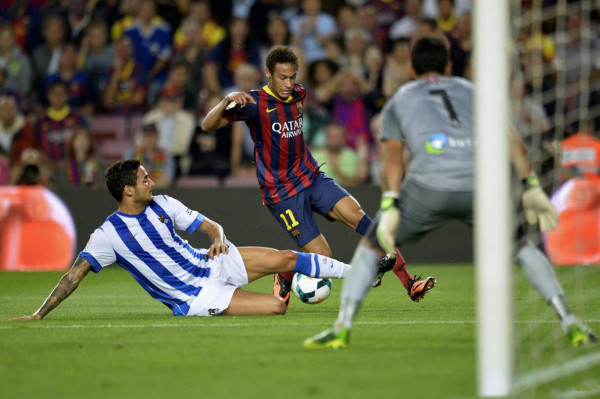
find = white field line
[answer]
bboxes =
[1,319,599,330]
[514,351,600,394]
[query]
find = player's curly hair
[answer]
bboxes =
[105,159,141,202]
[411,35,449,76]
[266,46,298,74]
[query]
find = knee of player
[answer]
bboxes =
[280,249,298,267]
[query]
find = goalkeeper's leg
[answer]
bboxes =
[303,239,380,349]
[515,244,597,346]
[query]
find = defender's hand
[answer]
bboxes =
[521,174,558,232]
[207,241,229,259]
[376,192,400,256]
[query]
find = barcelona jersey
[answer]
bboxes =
[223,83,320,205]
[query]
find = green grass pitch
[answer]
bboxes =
[1,265,599,399]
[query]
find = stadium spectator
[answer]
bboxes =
[0,23,33,98]
[323,37,344,61]
[202,47,426,309]
[9,159,352,319]
[0,92,34,165]
[77,20,114,100]
[310,122,368,186]
[553,10,600,136]
[173,0,225,52]
[363,44,387,115]
[389,0,423,40]
[317,69,372,152]
[289,0,337,63]
[10,147,54,187]
[56,126,105,189]
[204,17,260,96]
[171,22,207,112]
[436,0,458,35]
[416,16,441,38]
[338,26,371,77]
[33,80,88,169]
[142,84,195,176]
[101,36,147,116]
[307,58,339,112]
[189,94,234,178]
[124,0,173,103]
[45,43,94,114]
[124,122,174,188]
[383,38,411,98]
[3,0,44,52]
[224,62,261,176]
[162,60,196,111]
[110,0,142,42]
[31,14,66,92]
[64,0,96,46]
[335,3,358,40]
[422,0,471,19]
[356,5,388,52]
[367,112,383,186]
[448,11,472,77]
[259,15,305,83]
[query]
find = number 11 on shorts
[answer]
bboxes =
[280,209,299,230]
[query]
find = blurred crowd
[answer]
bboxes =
[0,0,598,191]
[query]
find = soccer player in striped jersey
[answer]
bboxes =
[9,159,353,320]
[202,46,435,308]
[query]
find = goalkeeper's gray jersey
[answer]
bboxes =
[380,76,474,192]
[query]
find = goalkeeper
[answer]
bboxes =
[304,35,597,349]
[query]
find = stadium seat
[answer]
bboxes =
[98,139,132,165]
[175,176,220,188]
[88,115,127,144]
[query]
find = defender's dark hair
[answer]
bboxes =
[411,35,449,76]
[266,46,298,74]
[105,159,141,202]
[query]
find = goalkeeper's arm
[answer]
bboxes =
[376,138,405,255]
[508,127,559,231]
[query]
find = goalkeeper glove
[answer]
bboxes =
[521,172,559,232]
[376,191,400,256]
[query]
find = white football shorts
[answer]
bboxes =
[187,240,248,316]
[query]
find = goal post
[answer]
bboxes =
[474,0,513,397]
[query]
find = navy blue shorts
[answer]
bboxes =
[266,172,350,247]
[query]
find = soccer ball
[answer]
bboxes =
[291,274,332,304]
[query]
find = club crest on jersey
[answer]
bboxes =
[208,308,219,315]
[272,117,303,138]
[158,214,170,224]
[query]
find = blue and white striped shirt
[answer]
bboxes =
[80,195,209,316]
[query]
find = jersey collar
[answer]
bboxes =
[263,85,292,103]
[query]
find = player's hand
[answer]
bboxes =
[9,314,41,321]
[207,241,229,259]
[521,174,558,232]
[225,91,256,108]
[376,191,401,256]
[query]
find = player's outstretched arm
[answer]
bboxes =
[197,217,229,259]
[508,127,559,231]
[201,91,256,132]
[8,257,91,321]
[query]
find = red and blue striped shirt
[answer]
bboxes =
[223,83,320,205]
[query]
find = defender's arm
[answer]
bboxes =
[9,257,91,321]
